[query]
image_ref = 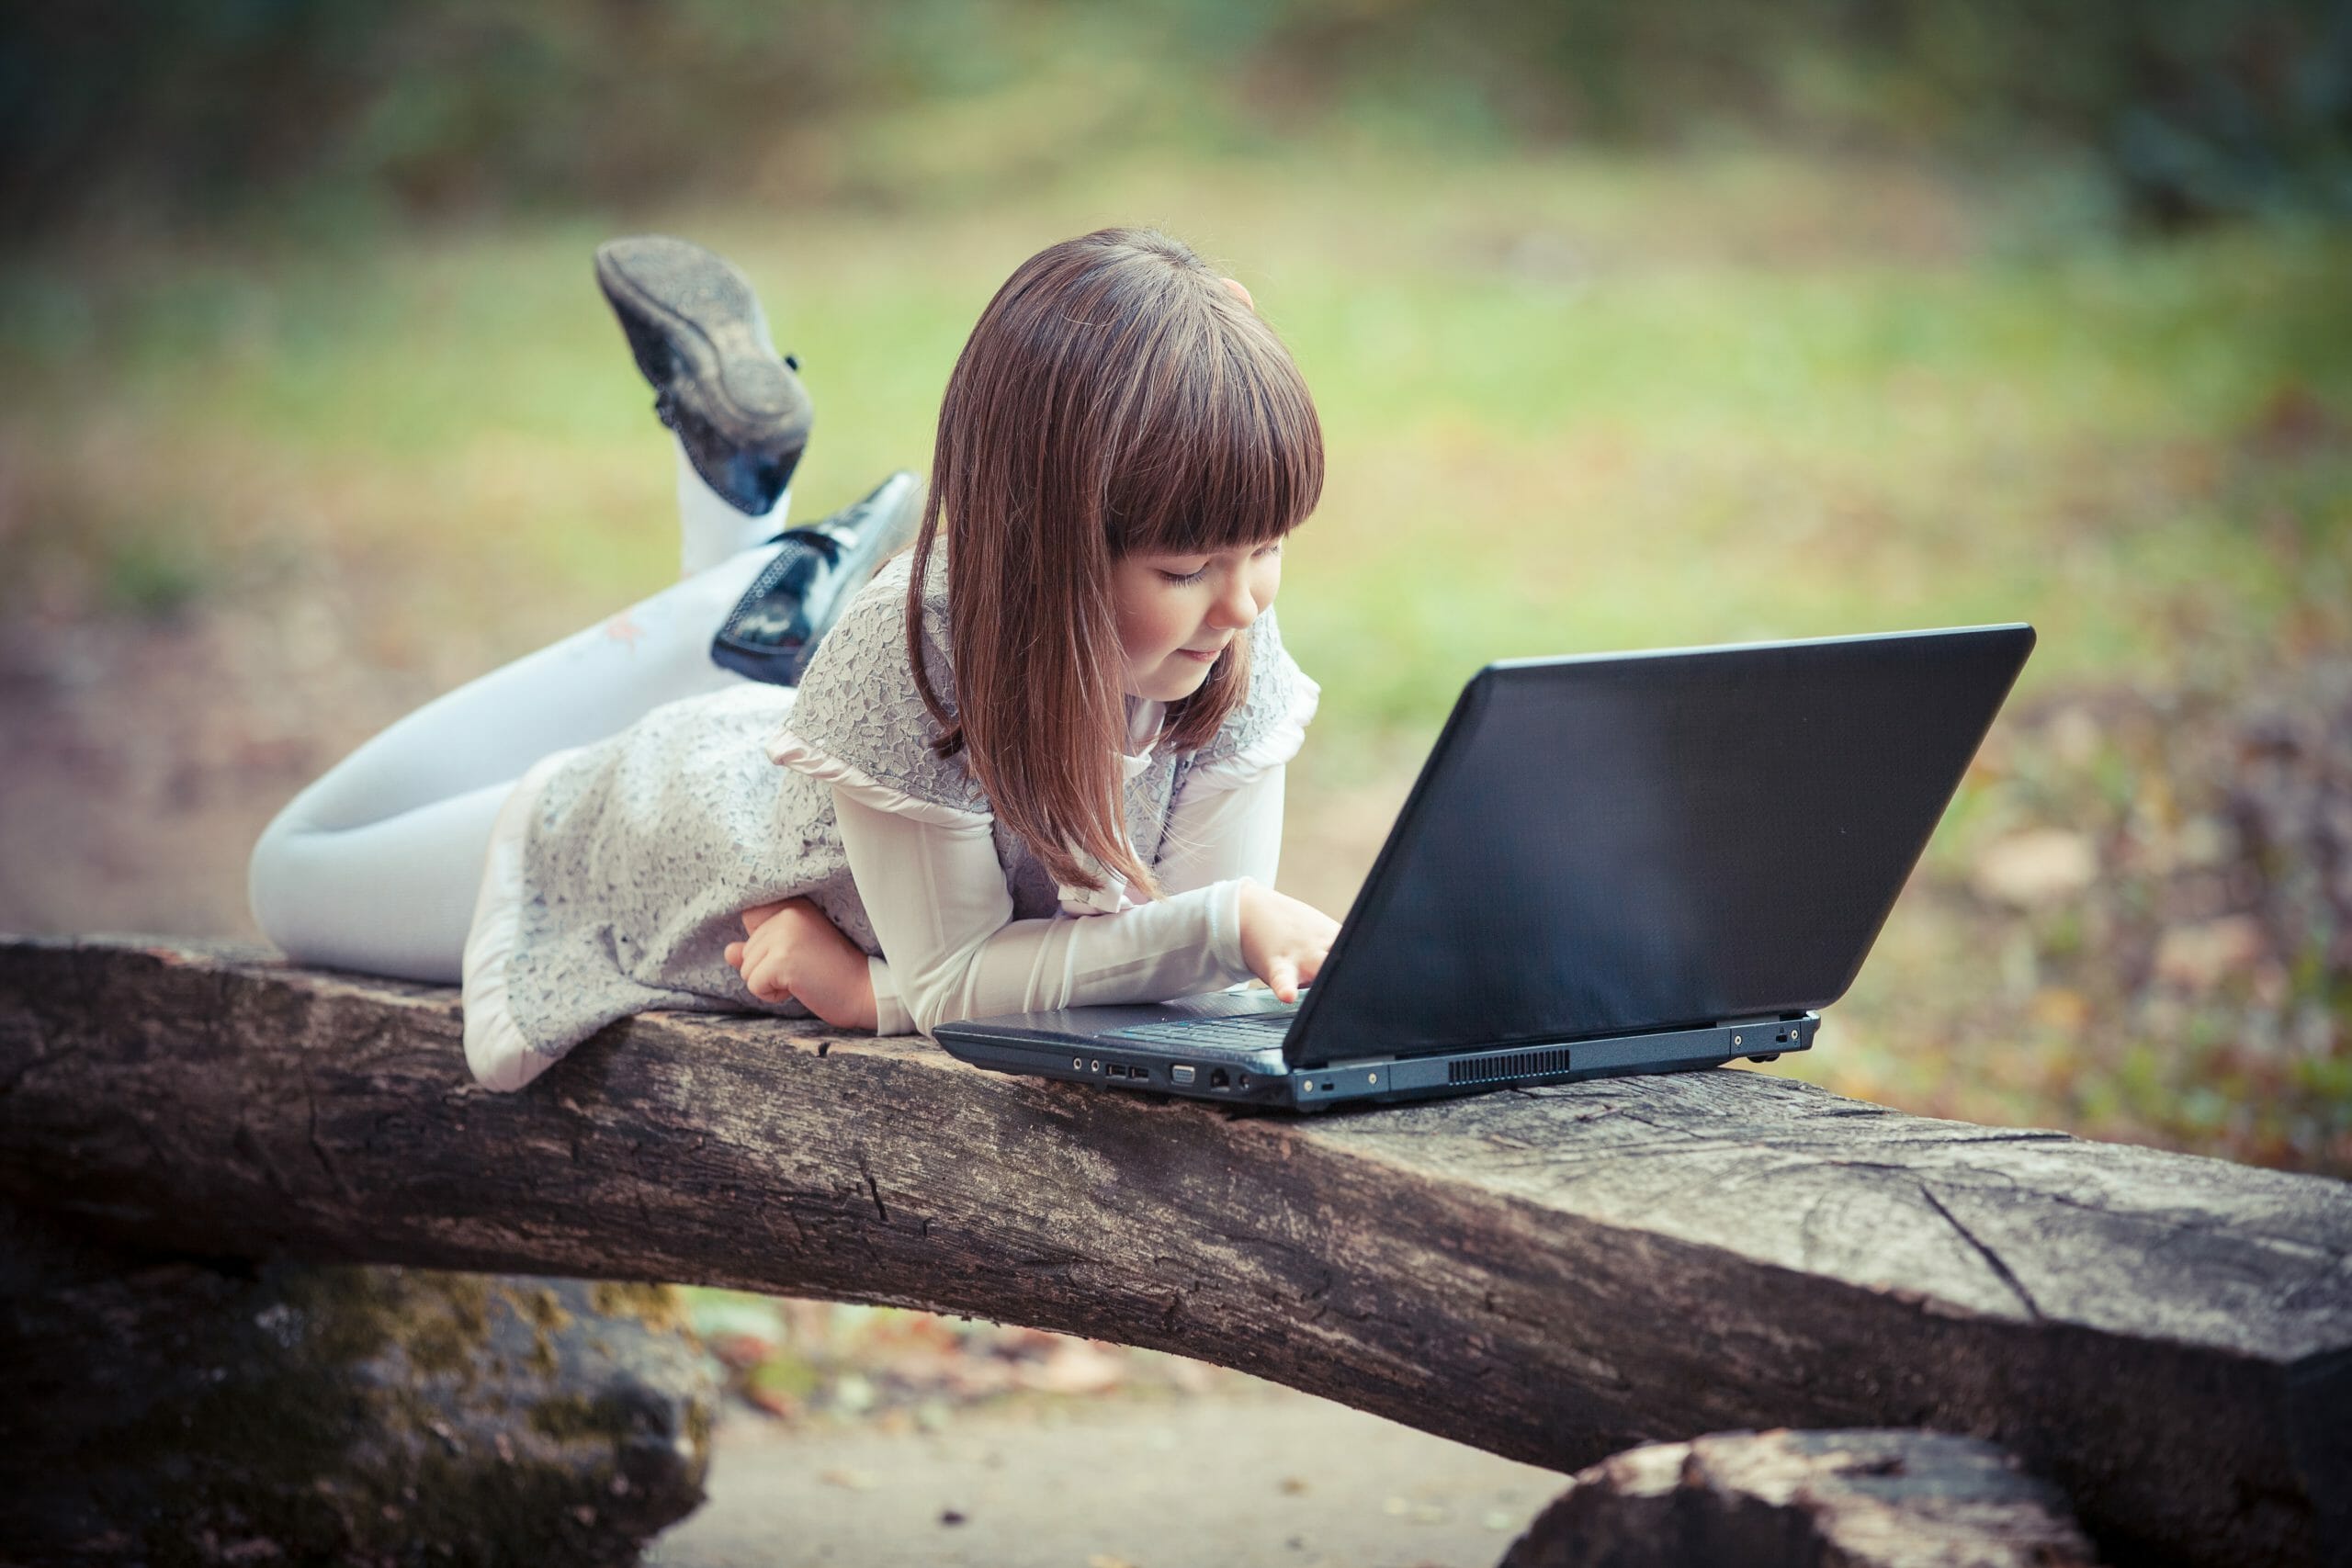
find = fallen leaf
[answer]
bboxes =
[2045,706,2103,766]
[1020,1340,1126,1395]
[820,1467,878,1492]
[2154,915,2267,991]
[745,1386,800,1419]
[2028,987,2090,1032]
[704,1330,779,1371]
[1972,829,2097,908]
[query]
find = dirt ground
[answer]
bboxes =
[650,1381,1566,1568]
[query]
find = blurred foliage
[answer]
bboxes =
[5,0,2350,243]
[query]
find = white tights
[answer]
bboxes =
[246,437,793,982]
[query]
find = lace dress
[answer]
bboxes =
[460,549,1316,1089]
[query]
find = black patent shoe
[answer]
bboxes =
[594,235,815,517]
[711,470,925,686]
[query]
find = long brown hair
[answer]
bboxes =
[909,227,1324,897]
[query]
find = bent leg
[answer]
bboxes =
[248,542,781,979]
[277,545,775,824]
[248,783,512,982]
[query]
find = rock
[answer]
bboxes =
[0,1208,717,1565]
[1500,1427,2100,1568]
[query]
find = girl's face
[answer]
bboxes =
[1112,539,1283,703]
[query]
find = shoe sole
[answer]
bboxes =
[594,237,813,444]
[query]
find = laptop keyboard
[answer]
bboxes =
[1105,1012,1296,1053]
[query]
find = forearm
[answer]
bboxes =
[836,792,1252,1038]
[916,882,1248,1029]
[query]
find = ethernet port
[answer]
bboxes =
[1209,1068,1231,1089]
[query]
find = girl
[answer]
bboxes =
[247,226,1340,1092]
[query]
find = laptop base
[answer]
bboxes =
[940,1013,1818,1112]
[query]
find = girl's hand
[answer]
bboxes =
[1236,880,1340,1004]
[724,897,878,1032]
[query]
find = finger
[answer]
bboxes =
[744,950,785,1003]
[724,942,745,968]
[1294,945,1328,987]
[741,900,788,935]
[1267,956,1299,1004]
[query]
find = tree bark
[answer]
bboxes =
[3,936,2346,1568]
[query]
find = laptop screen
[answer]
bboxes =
[1286,625,2034,1066]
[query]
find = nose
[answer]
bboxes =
[1207,562,1261,633]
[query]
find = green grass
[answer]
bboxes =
[7,150,2343,702]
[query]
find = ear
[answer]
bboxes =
[1219,276,1255,311]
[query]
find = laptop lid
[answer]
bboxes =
[1283,624,2035,1067]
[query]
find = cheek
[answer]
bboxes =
[1136,596,1195,656]
[1251,554,1283,610]
[1112,574,1184,660]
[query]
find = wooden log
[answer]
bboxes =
[2,935,2346,1568]
[1501,1428,2101,1567]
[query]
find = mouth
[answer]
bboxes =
[1175,644,1228,663]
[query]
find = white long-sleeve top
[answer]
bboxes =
[832,696,1287,1037]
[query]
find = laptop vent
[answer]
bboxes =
[1449,1045,1575,1085]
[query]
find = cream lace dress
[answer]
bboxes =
[460,550,1316,1090]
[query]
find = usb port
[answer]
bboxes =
[1105,1064,1126,1078]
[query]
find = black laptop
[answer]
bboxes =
[934,623,2035,1111]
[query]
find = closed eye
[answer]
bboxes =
[1156,541,1278,584]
